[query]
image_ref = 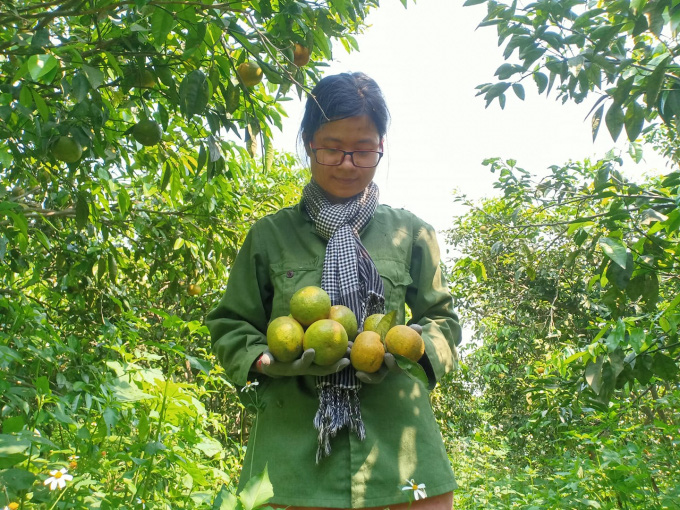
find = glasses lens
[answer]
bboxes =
[315,149,343,166]
[353,151,381,167]
[314,148,382,167]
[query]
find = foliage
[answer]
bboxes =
[1,147,306,508]
[1,0,385,177]
[443,155,680,508]
[0,0,417,507]
[467,0,680,145]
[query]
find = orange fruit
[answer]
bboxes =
[537,367,545,374]
[289,286,330,327]
[293,44,311,67]
[362,313,385,333]
[134,69,157,88]
[350,331,384,373]
[237,61,263,87]
[384,325,424,362]
[132,119,162,146]
[303,319,348,366]
[187,284,201,296]
[51,136,82,163]
[267,316,305,362]
[328,305,358,341]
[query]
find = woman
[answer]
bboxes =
[206,72,461,510]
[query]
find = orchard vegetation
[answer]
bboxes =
[1,0,679,509]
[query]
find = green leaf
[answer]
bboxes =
[564,351,587,365]
[27,54,59,81]
[598,237,629,269]
[652,353,679,380]
[180,69,211,119]
[239,465,274,510]
[592,104,604,141]
[533,71,549,94]
[393,353,429,386]
[605,102,625,141]
[108,378,154,402]
[152,8,176,44]
[0,468,36,491]
[0,435,31,456]
[214,486,243,510]
[645,55,670,108]
[606,252,633,289]
[375,310,397,342]
[585,356,604,394]
[29,88,49,121]
[624,101,645,141]
[463,0,487,5]
[81,64,104,90]
[76,194,89,229]
[605,320,625,352]
[512,83,525,100]
[117,188,131,216]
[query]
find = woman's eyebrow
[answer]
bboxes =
[318,136,378,145]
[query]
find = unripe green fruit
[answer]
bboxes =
[51,136,83,163]
[132,119,162,146]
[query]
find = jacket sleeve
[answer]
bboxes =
[206,224,272,387]
[406,221,462,389]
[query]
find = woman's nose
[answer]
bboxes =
[338,152,356,168]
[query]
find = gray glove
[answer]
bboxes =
[259,348,350,377]
[355,352,401,384]
[355,323,422,384]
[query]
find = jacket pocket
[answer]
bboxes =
[375,259,413,317]
[270,258,323,318]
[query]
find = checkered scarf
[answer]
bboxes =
[302,179,385,463]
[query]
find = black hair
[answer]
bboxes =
[299,72,390,144]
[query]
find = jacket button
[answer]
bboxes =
[286,271,294,278]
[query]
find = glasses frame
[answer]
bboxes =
[309,143,384,168]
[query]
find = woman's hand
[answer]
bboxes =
[257,348,350,377]
[355,352,401,384]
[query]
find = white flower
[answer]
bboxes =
[44,468,73,490]
[402,479,427,500]
[136,497,146,508]
[3,503,20,510]
[241,380,259,392]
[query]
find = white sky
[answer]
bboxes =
[272,0,671,240]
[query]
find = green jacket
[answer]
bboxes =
[207,203,461,509]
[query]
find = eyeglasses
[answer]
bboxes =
[309,144,383,168]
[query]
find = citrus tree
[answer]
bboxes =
[444,156,680,508]
[0,0,411,507]
[467,0,680,147]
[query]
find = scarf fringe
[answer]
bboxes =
[314,375,366,464]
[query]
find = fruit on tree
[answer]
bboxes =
[134,69,157,88]
[267,316,305,362]
[132,119,162,146]
[350,331,384,373]
[187,284,202,296]
[293,44,311,67]
[51,136,83,163]
[237,61,263,87]
[289,286,330,327]
[303,318,348,366]
[384,325,424,362]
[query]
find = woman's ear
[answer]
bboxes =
[303,135,312,157]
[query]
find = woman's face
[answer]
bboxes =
[307,115,383,203]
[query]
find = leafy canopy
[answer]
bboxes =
[467,0,680,143]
